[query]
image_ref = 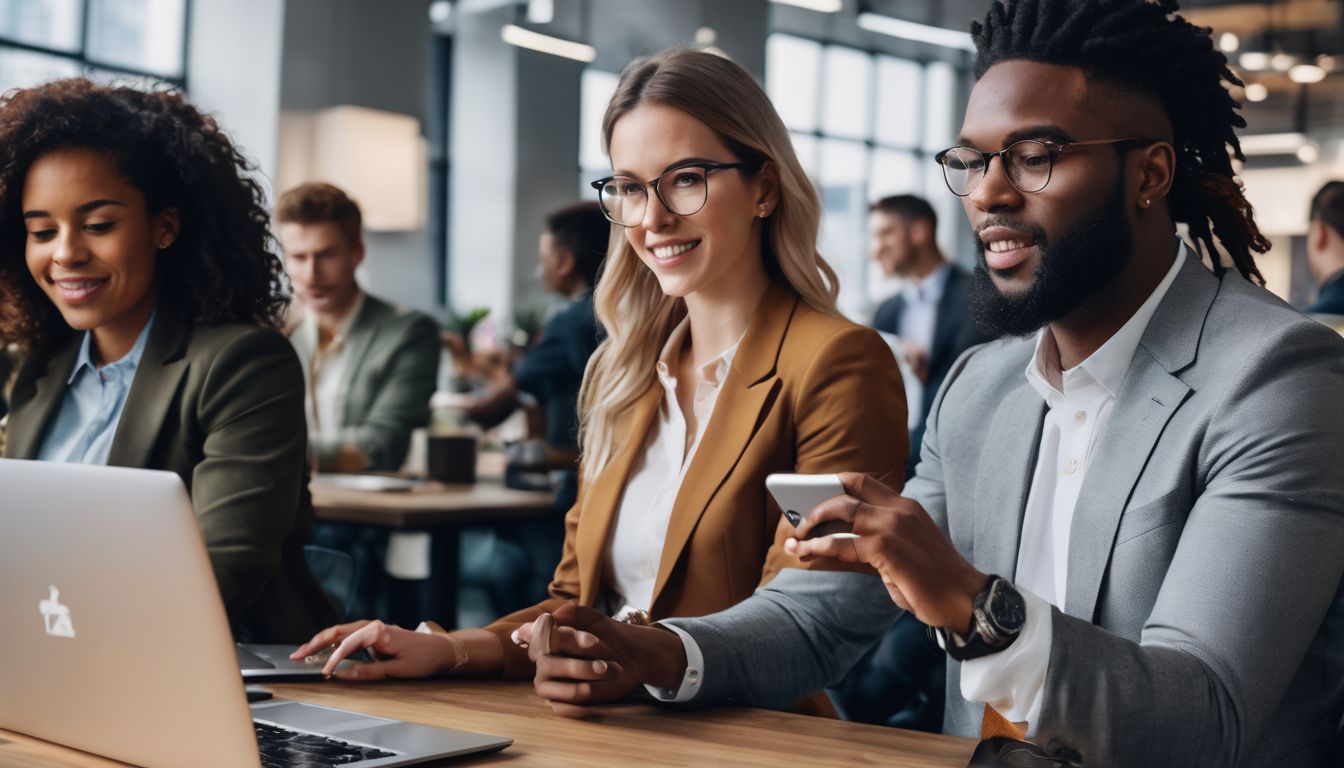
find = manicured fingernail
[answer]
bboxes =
[593,660,607,674]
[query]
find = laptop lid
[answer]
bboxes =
[0,459,511,768]
[0,459,259,768]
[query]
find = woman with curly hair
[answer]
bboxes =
[0,78,338,643]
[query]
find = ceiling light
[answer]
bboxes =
[769,0,843,12]
[1289,64,1327,84]
[526,0,554,25]
[1244,82,1268,102]
[1296,143,1320,163]
[856,12,975,52]
[1239,51,1270,70]
[1218,32,1239,52]
[1271,53,1295,71]
[428,0,451,24]
[500,24,596,62]
[695,26,717,46]
[1239,132,1309,155]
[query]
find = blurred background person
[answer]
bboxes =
[0,79,336,642]
[276,181,441,619]
[1307,180,1344,331]
[456,201,607,619]
[868,194,986,475]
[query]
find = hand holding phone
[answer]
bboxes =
[765,473,860,539]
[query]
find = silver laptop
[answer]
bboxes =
[0,459,511,768]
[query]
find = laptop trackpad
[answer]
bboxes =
[252,701,396,733]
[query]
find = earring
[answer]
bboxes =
[1142,198,1151,208]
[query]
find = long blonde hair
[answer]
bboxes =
[578,48,839,481]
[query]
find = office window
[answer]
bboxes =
[0,0,189,93]
[766,33,965,318]
[578,67,619,196]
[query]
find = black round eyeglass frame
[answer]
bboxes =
[933,137,1157,197]
[589,161,759,226]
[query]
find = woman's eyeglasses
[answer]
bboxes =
[590,161,758,227]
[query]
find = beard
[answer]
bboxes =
[969,173,1134,338]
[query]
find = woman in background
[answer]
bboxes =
[0,78,337,643]
[295,48,908,713]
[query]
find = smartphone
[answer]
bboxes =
[765,473,860,539]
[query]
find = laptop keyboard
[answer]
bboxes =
[254,721,397,767]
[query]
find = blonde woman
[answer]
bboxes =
[294,48,907,710]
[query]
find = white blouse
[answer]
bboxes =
[603,316,741,619]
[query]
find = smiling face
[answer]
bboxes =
[957,60,1141,336]
[606,102,775,300]
[23,147,177,360]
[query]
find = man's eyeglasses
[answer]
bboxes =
[590,161,758,227]
[934,137,1156,197]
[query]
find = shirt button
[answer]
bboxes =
[1063,458,1078,475]
[687,668,701,684]
[1073,410,1086,424]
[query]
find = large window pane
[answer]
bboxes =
[868,148,922,203]
[817,139,869,318]
[766,34,820,133]
[0,47,79,91]
[86,0,184,77]
[923,61,958,152]
[579,68,619,172]
[0,0,82,52]
[874,56,921,148]
[789,132,818,180]
[820,46,871,140]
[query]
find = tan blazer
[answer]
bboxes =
[486,283,908,682]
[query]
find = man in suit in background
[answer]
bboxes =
[868,194,986,476]
[1306,181,1344,328]
[276,182,441,618]
[515,1,1344,764]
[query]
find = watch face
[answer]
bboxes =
[988,581,1027,634]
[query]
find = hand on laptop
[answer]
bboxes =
[784,472,988,636]
[513,603,687,716]
[291,620,460,680]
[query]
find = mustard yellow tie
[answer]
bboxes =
[980,703,1028,741]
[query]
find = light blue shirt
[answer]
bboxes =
[36,311,157,465]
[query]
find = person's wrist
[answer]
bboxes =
[952,567,992,638]
[634,624,689,691]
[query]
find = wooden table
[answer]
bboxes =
[310,456,557,629]
[0,680,977,767]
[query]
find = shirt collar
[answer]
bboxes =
[655,315,743,389]
[901,261,952,304]
[68,307,158,385]
[304,289,365,348]
[1026,239,1189,403]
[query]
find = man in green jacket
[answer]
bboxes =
[276,183,440,618]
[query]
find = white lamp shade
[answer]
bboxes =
[311,105,427,232]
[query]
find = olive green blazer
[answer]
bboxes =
[5,305,338,643]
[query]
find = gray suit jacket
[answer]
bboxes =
[289,293,440,472]
[667,255,1344,766]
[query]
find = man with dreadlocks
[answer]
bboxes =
[508,1,1344,764]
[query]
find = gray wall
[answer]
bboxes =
[279,0,438,315]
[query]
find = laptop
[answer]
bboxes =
[0,459,511,768]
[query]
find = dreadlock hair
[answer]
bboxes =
[970,0,1269,284]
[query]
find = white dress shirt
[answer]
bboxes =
[295,292,365,443]
[659,241,1191,712]
[897,261,951,357]
[606,316,741,620]
[959,242,1188,732]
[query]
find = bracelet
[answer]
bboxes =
[416,620,468,676]
[445,633,469,676]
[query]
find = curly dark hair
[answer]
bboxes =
[971,0,1269,285]
[0,78,287,347]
